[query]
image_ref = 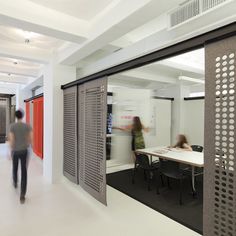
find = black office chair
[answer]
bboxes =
[191,145,204,173]
[159,159,188,205]
[191,145,203,152]
[132,153,159,192]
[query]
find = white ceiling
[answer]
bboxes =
[166,48,205,71]
[28,0,115,20]
[0,25,65,51]
[0,0,232,90]
[0,56,41,70]
[0,24,67,87]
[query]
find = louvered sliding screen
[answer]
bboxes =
[78,78,107,205]
[63,86,78,183]
[204,35,236,236]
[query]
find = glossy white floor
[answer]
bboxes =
[0,144,200,236]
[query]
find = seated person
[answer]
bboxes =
[169,134,192,151]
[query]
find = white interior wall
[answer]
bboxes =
[183,99,204,146]
[144,99,171,147]
[156,84,205,146]
[34,86,44,96]
[155,83,190,144]
[16,85,32,121]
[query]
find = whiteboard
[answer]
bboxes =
[145,99,172,147]
[183,99,204,146]
[109,87,172,166]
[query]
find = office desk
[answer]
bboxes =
[135,147,204,192]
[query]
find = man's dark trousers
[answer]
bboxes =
[13,150,28,197]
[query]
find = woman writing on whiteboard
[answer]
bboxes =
[114,116,149,151]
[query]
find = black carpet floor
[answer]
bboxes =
[107,169,203,234]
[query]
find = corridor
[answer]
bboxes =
[0,144,198,236]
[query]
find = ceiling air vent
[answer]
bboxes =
[202,0,228,11]
[169,0,231,28]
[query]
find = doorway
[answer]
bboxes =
[106,47,205,234]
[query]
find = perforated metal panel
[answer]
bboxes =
[63,86,78,183]
[204,36,236,236]
[78,78,107,205]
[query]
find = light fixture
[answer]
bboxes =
[25,38,30,44]
[16,29,40,44]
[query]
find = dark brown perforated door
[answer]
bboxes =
[78,78,107,205]
[204,35,236,236]
[63,86,78,183]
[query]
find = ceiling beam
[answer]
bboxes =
[0,0,88,44]
[0,75,29,84]
[58,0,182,65]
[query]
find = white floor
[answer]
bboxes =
[0,144,200,236]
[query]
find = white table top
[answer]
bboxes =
[136,147,204,167]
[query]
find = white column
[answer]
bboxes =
[15,85,23,110]
[154,81,190,144]
[16,85,32,122]
[43,62,76,183]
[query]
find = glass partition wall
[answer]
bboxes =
[106,48,205,234]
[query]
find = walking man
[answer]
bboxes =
[8,109,32,204]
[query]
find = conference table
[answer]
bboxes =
[135,147,204,193]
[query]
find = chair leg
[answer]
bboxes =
[147,171,151,191]
[143,170,147,181]
[190,178,197,198]
[167,177,171,189]
[179,179,183,205]
[132,167,136,184]
[156,171,160,195]
[160,174,164,187]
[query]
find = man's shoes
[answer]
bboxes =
[20,196,25,204]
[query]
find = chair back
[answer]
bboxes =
[135,154,150,169]
[159,159,182,178]
[191,145,203,152]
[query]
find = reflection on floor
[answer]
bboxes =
[0,144,200,236]
[107,160,133,174]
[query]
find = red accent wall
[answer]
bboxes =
[33,97,44,159]
[25,101,30,124]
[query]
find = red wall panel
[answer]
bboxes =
[33,97,43,159]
